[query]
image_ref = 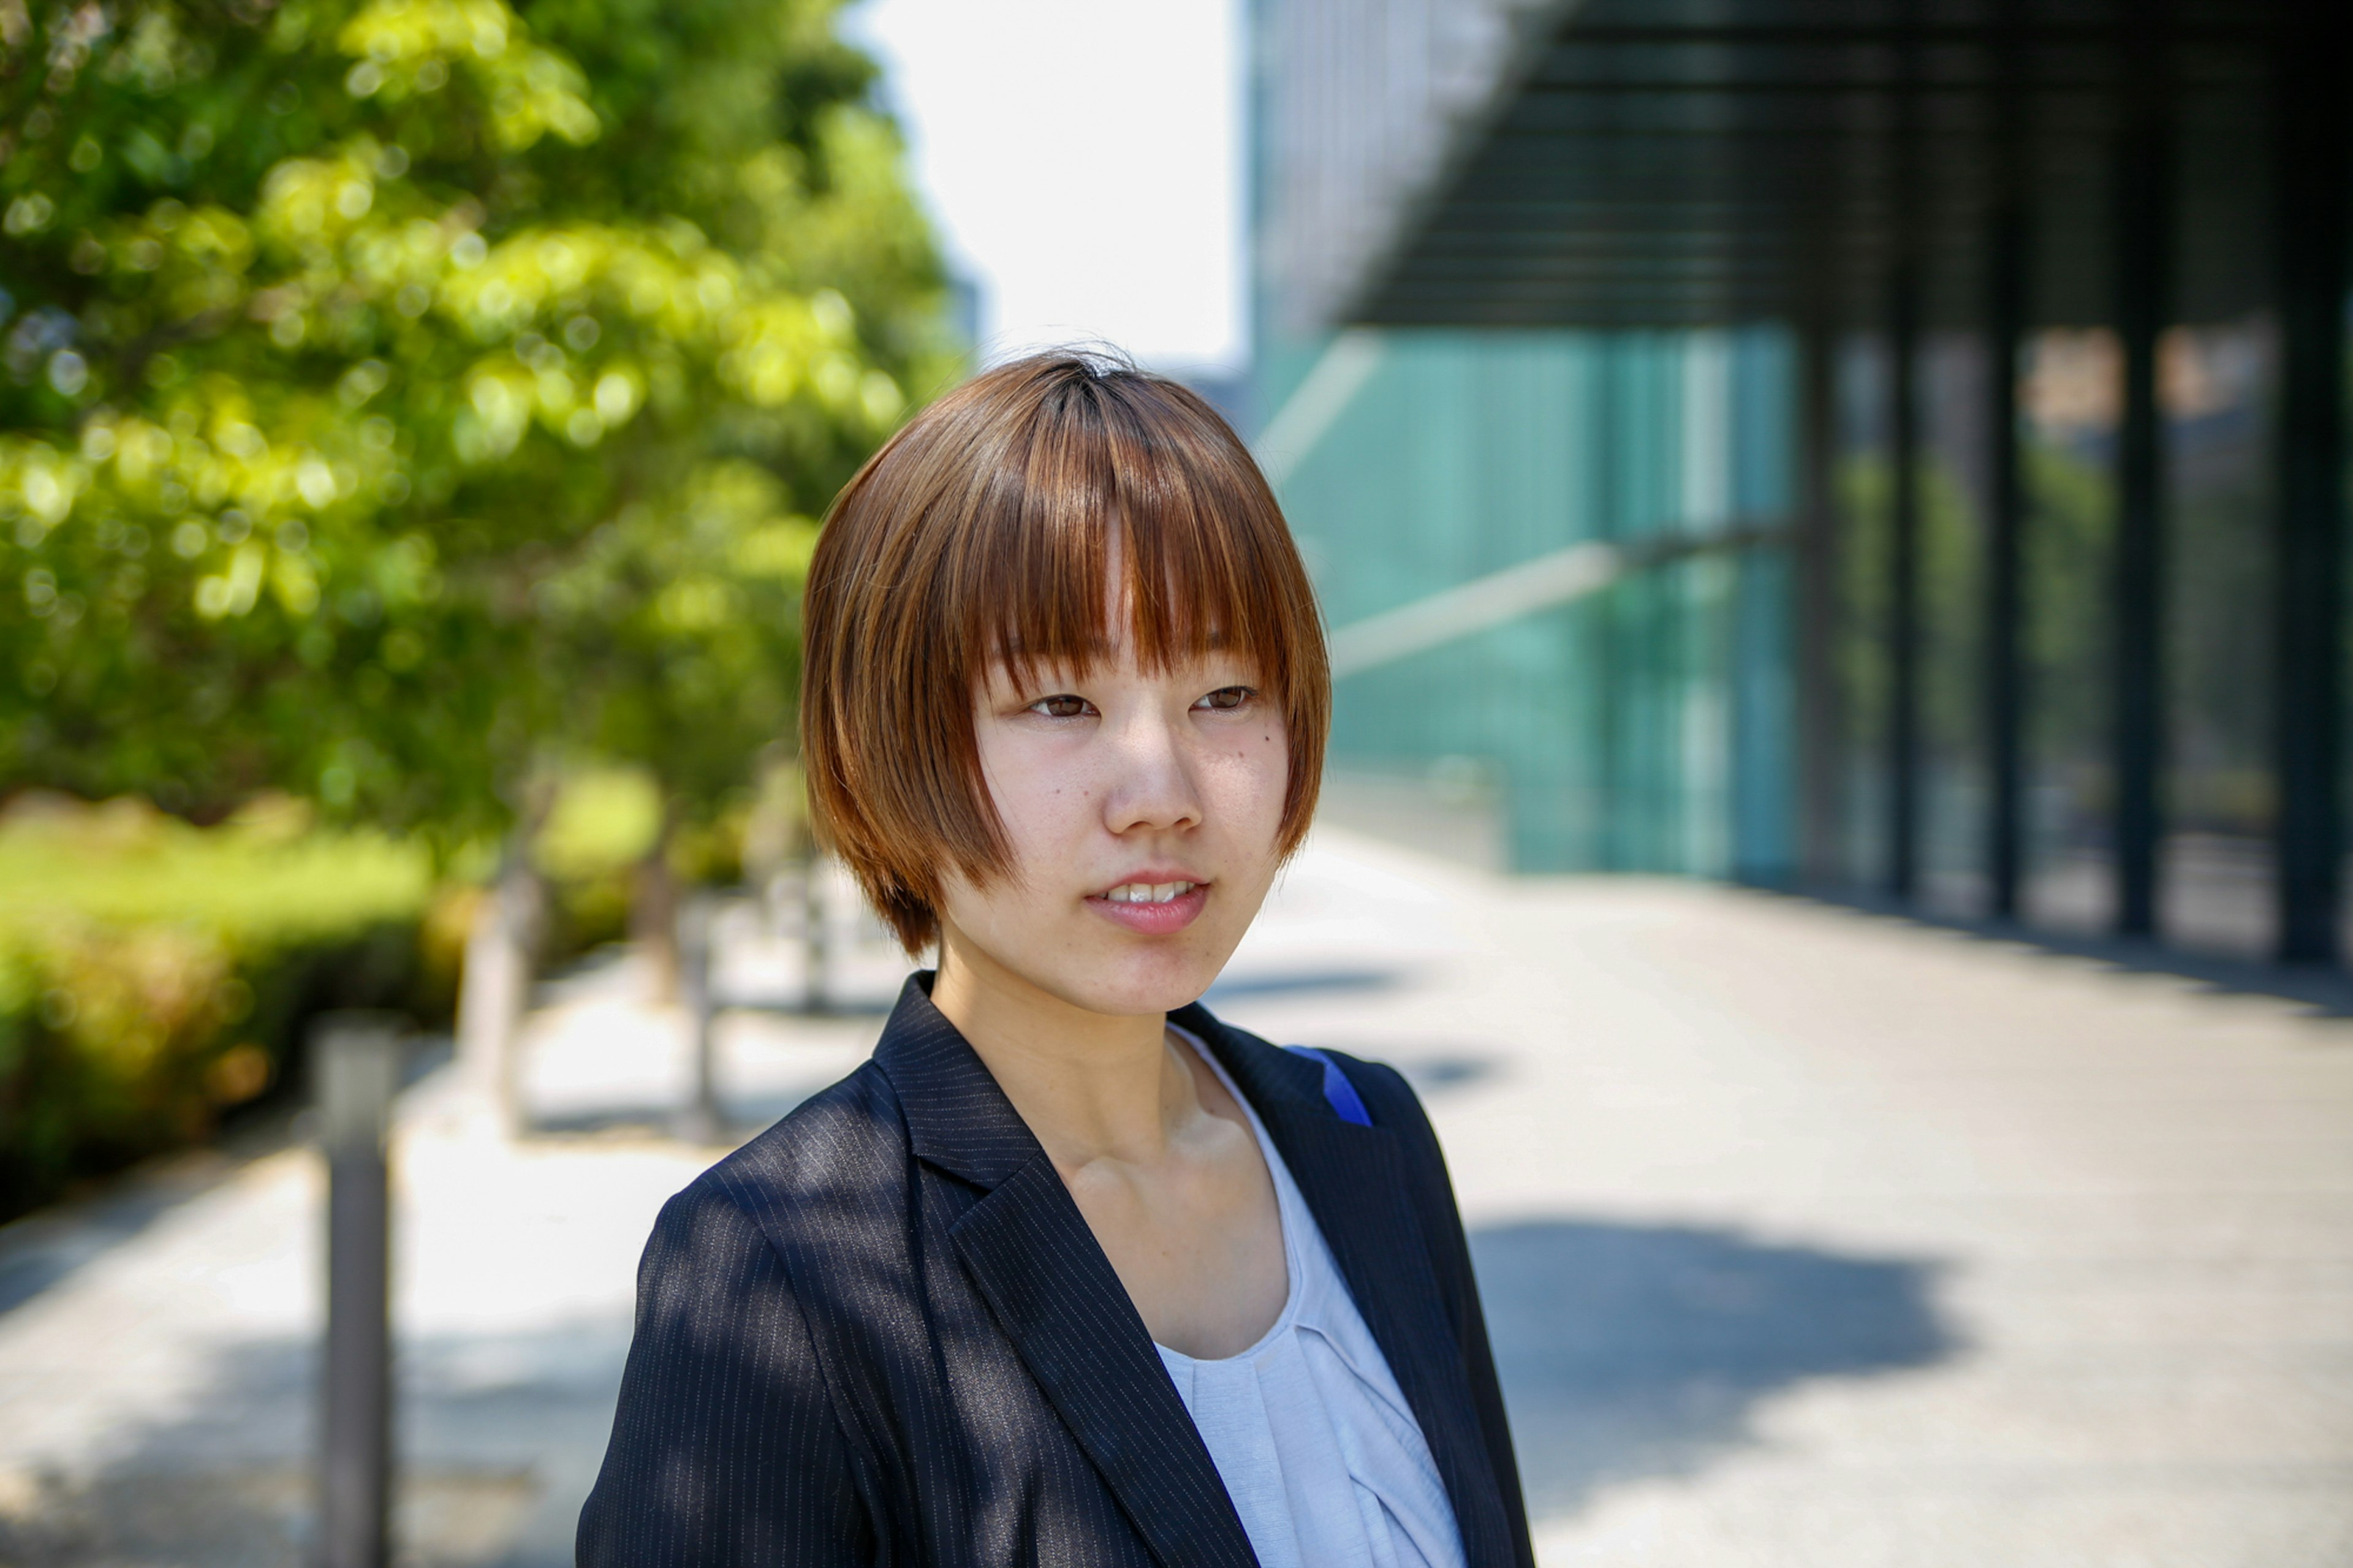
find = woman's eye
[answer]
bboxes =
[1194,686,1255,712]
[1029,694,1093,719]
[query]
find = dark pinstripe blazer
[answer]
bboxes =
[577,973,1534,1568]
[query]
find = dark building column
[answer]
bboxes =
[2111,2,2172,941]
[1984,23,2030,925]
[1796,319,1841,887]
[1887,259,1922,903]
[1593,336,1629,873]
[2273,0,2352,965]
[1882,29,1925,904]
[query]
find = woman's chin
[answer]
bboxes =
[1049,942,1234,1019]
[939,902,1255,1021]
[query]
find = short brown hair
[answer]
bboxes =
[800,352,1330,953]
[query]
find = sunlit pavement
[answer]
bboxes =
[1,825,2349,1566]
[1219,843,2353,1566]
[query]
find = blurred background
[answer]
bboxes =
[3,1,2351,1564]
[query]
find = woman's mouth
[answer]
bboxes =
[1086,879,1210,934]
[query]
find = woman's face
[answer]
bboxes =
[935,637,1291,1021]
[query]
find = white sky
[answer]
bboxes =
[843,0,1248,375]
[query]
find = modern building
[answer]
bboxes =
[1251,0,2348,966]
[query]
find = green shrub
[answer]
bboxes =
[0,793,445,1221]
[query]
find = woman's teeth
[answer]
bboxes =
[1102,881,1196,905]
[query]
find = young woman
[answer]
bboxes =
[578,354,1533,1568]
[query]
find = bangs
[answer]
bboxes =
[800,351,1330,953]
[956,372,1294,693]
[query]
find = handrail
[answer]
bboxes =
[1326,519,1787,679]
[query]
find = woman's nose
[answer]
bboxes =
[1102,708,1203,834]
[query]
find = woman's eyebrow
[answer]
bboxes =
[989,626,1242,676]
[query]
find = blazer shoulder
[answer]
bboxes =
[691,1058,914,1245]
[1268,1036,1458,1208]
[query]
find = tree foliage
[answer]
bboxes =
[1,0,952,841]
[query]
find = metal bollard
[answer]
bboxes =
[313,1012,405,1568]
[673,895,722,1144]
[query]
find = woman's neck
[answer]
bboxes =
[930,929,1199,1170]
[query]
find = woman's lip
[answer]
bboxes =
[1096,870,1208,890]
[1085,884,1210,935]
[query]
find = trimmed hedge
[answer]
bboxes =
[0,795,452,1222]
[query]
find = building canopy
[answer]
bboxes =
[1267,0,2302,333]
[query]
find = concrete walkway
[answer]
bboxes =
[1,827,2348,1566]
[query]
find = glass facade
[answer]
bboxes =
[1253,0,2351,968]
[1264,312,2309,957]
[1262,329,1795,880]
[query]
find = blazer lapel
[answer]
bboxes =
[875,978,1259,1568]
[1178,1007,1520,1568]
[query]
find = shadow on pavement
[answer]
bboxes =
[0,1104,303,1319]
[0,1460,540,1568]
[0,1324,621,1568]
[1471,1218,1957,1520]
[0,1176,229,1319]
[1779,885,2353,1019]
[1,1042,451,1319]
[2,1221,1955,1563]
[518,1068,857,1144]
[1385,1051,1496,1094]
[1205,965,1404,1002]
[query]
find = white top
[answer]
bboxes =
[1155,1027,1468,1568]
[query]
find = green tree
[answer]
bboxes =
[0,0,952,851]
